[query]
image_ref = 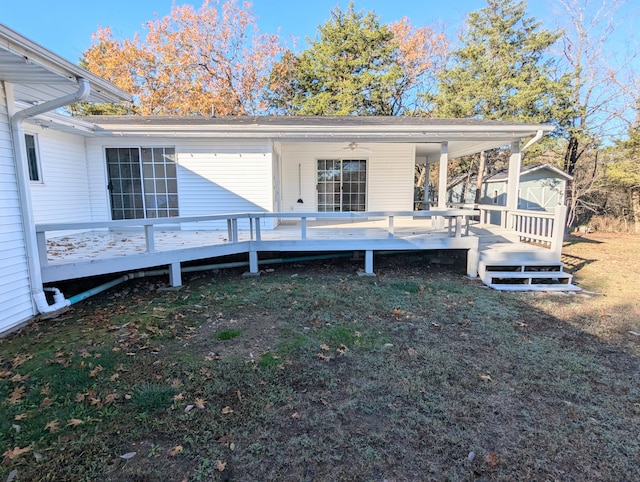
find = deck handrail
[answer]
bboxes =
[35,209,480,268]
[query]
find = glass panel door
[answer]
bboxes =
[317,159,366,212]
[107,148,143,220]
[107,147,178,220]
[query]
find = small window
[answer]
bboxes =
[25,134,40,182]
[492,190,498,204]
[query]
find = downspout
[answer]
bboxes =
[521,129,544,152]
[9,78,91,314]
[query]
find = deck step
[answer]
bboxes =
[483,283,582,292]
[478,255,580,292]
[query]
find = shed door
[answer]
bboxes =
[317,159,366,212]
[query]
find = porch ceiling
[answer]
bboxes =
[0,24,131,105]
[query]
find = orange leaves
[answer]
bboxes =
[169,445,183,457]
[84,0,284,116]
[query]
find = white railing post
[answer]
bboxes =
[36,231,48,267]
[551,205,568,255]
[144,224,155,253]
[301,217,307,240]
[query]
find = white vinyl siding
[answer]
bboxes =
[85,137,274,229]
[279,142,414,213]
[0,84,34,333]
[29,128,94,224]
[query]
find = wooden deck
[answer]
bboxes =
[35,208,566,288]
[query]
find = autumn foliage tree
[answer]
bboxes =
[82,0,283,116]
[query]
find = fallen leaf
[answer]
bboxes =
[89,397,102,407]
[407,347,417,357]
[217,433,233,445]
[216,459,226,472]
[229,442,235,451]
[336,344,348,355]
[0,370,11,378]
[514,322,528,328]
[392,309,402,316]
[316,353,331,362]
[221,406,234,414]
[3,446,31,461]
[195,398,206,409]
[67,419,84,427]
[7,386,25,404]
[45,420,60,433]
[291,412,300,419]
[12,353,33,368]
[14,414,28,421]
[75,392,87,402]
[10,373,29,382]
[119,451,136,460]
[169,445,183,457]
[40,397,55,408]
[236,389,242,401]
[104,393,120,404]
[89,365,104,377]
[320,343,330,351]
[109,373,120,381]
[6,469,17,482]
[477,374,493,382]
[431,322,441,328]
[173,392,184,402]
[40,385,51,395]
[485,452,499,469]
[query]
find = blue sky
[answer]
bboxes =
[3,0,576,63]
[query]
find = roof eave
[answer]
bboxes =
[0,23,132,103]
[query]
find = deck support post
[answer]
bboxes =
[169,262,182,287]
[466,245,479,278]
[249,250,259,274]
[365,250,374,274]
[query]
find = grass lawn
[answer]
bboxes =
[1,234,639,481]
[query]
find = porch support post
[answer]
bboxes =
[466,245,479,278]
[506,140,521,215]
[169,262,182,287]
[423,163,431,210]
[437,142,448,209]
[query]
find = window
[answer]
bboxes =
[492,190,498,204]
[106,147,178,220]
[25,134,40,182]
[317,159,366,212]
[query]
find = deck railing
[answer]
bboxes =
[469,204,567,253]
[34,209,479,267]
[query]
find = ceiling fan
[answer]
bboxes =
[342,141,371,152]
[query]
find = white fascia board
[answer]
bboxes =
[91,124,553,141]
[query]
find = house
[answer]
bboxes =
[0,24,576,336]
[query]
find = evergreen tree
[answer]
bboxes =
[288,3,401,115]
[432,0,566,122]
[429,0,569,202]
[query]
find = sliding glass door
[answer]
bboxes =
[317,159,366,212]
[106,147,178,220]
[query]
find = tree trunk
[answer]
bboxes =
[631,188,640,234]
[474,150,487,204]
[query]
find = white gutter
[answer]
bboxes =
[9,77,90,314]
[521,129,544,152]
